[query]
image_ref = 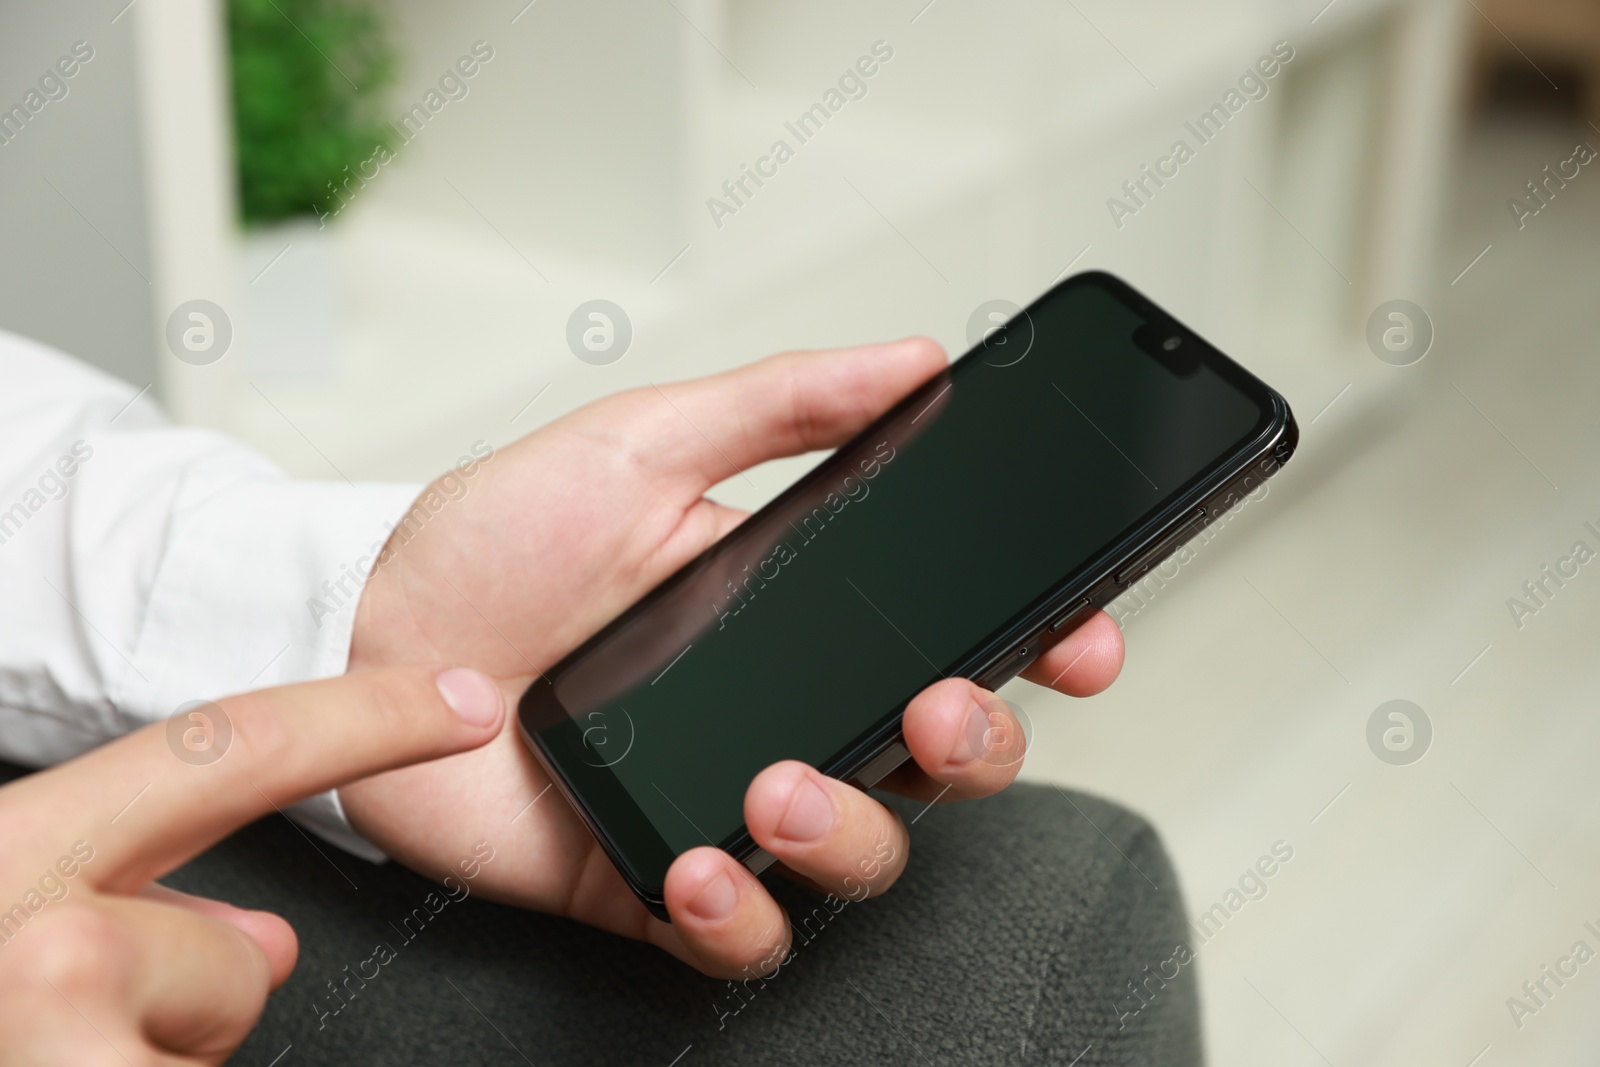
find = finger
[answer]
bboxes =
[2,1015,193,1067]
[674,499,752,560]
[6,1031,192,1067]
[140,884,298,990]
[1020,610,1125,696]
[6,665,505,893]
[626,338,947,490]
[887,677,1027,803]
[659,847,791,980]
[3,900,258,1065]
[744,761,909,902]
[95,895,271,1058]
[0,906,148,1067]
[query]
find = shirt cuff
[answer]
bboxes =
[115,476,422,863]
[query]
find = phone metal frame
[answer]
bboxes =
[518,271,1298,920]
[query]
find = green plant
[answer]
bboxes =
[227,0,395,226]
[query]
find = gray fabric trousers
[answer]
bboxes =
[1,759,1203,1065]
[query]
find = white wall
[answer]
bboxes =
[0,1,156,387]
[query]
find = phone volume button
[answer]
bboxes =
[1046,598,1091,633]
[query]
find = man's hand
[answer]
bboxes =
[342,338,1125,978]
[0,665,505,1064]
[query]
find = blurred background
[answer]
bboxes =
[3,0,1598,1061]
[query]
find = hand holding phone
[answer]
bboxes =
[521,273,1294,920]
[339,333,1126,979]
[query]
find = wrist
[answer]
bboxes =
[349,567,384,672]
[347,510,445,675]
[349,530,408,673]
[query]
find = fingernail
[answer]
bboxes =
[688,872,738,922]
[948,702,989,765]
[776,774,834,842]
[436,668,501,727]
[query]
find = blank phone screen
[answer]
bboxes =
[525,275,1273,887]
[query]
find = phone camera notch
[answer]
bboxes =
[1133,320,1201,376]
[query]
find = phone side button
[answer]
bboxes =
[1047,598,1092,633]
[848,741,912,790]
[744,848,778,876]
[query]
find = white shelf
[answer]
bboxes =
[191,0,1446,484]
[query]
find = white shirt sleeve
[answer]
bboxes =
[0,329,420,862]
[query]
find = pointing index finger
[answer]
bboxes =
[2,666,504,895]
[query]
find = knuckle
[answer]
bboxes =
[356,668,440,744]
[16,906,132,993]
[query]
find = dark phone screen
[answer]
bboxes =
[528,276,1270,883]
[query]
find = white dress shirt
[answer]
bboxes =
[0,329,419,861]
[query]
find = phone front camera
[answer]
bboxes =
[1163,335,1183,352]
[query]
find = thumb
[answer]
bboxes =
[140,883,300,989]
[623,337,946,490]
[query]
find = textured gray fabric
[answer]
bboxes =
[0,759,1202,1065]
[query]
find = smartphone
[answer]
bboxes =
[518,271,1296,920]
